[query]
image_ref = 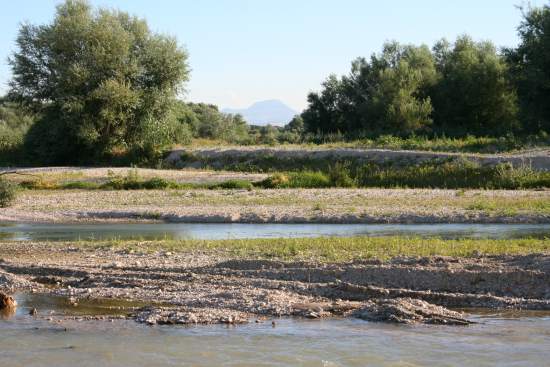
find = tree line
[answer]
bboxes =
[301,5,550,138]
[1,1,550,166]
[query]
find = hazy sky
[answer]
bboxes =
[0,0,546,111]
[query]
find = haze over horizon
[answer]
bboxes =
[0,0,546,112]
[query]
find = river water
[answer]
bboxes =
[2,222,550,241]
[1,293,549,367]
[1,224,549,366]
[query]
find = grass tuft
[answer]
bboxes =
[66,236,550,262]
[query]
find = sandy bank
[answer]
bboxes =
[1,188,549,224]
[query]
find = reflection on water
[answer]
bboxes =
[9,293,148,319]
[0,294,549,367]
[1,222,550,241]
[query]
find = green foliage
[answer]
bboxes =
[355,160,550,189]
[358,134,541,153]
[214,155,550,190]
[258,172,332,189]
[48,236,550,262]
[172,102,251,145]
[506,4,550,133]
[327,162,356,187]
[0,99,36,164]
[9,0,189,164]
[432,36,519,136]
[19,169,258,191]
[0,177,17,207]
[302,36,520,138]
[302,42,437,137]
[101,169,176,190]
[212,179,254,190]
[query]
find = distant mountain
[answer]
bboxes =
[222,100,297,126]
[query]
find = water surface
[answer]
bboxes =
[1,222,550,241]
[1,293,549,367]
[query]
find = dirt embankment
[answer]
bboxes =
[0,243,548,325]
[167,147,550,171]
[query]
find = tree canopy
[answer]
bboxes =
[9,0,189,163]
[431,36,519,136]
[302,42,437,137]
[506,4,550,133]
[302,36,520,138]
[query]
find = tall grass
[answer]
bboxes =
[352,134,547,153]
[0,177,16,207]
[257,160,550,189]
[18,159,550,190]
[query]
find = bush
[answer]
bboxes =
[259,172,331,188]
[0,178,16,207]
[258,173,290,188]
[328,162,356,187]
[213,179,254,190]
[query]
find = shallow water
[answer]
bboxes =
[1,222,550,241]
[1,293,549,367]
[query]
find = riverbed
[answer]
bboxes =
[1,221,549,366]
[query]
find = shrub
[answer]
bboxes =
[257,173,290,188]
[328,162,356,187]
[140,177,174,190]
[61,181,101,190]
[0,177,16,207]
[213,180,254,190]
[259,172,331,188]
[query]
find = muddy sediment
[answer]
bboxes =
[0,243,548,325]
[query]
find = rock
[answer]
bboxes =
[29,308,37,316]
[0,292,16,309]
[354,298,473,325]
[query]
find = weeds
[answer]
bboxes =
[68,236,550,262]
[255,159,550,189]
[0,177,16,207]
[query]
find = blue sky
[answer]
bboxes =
[0,0,545,111]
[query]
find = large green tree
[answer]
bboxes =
[302,42,437,137]
[9,0,189,163]
[431,36,518,136]
[506,4,550,133]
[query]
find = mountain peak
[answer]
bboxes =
[222,100,297,126]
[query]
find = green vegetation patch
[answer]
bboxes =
[70,236,550,262]
[19,169,257,191]
[0,177,17,207]
[247,159,550,190]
